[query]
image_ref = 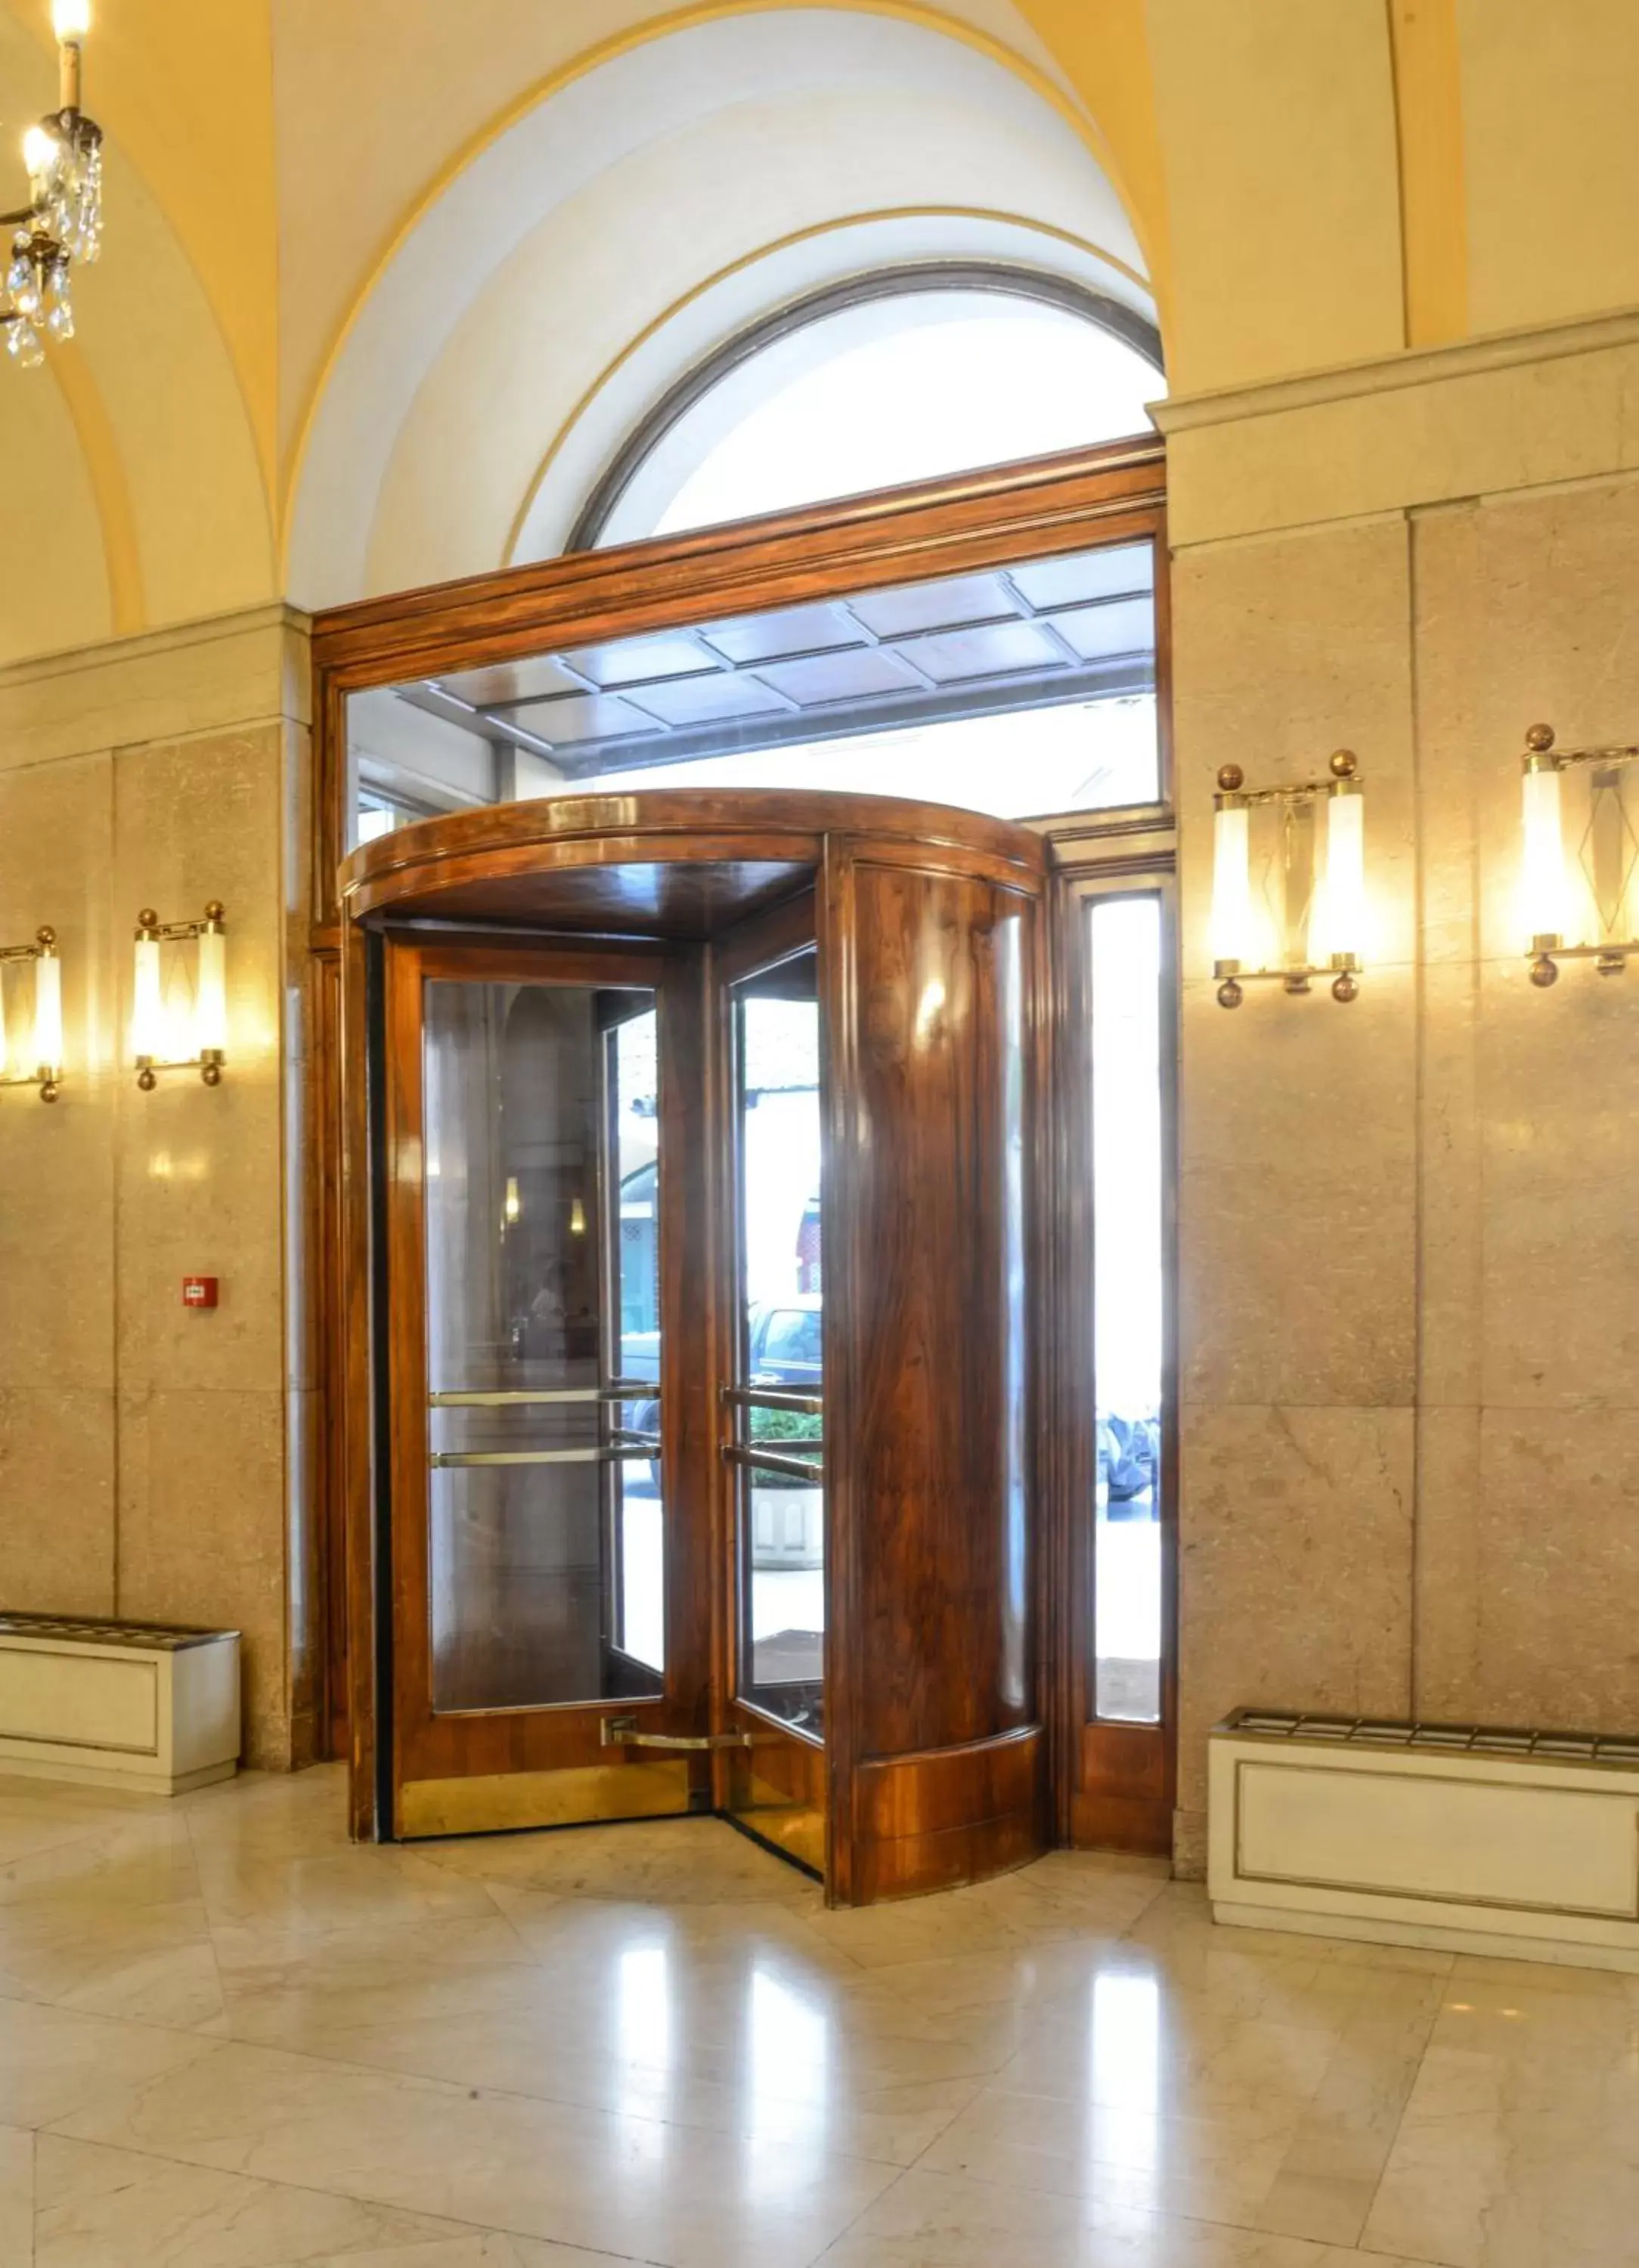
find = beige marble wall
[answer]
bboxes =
[1167,341,1639,1867]
[0,612,311,1768]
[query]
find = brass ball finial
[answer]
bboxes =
[1329,749,1358,779]
[138,908,158,931]
[1525,723,1556,754]
[34,925,54,949]
[204,900,225,923]
[1216,764,1245,793]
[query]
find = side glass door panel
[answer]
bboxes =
[714,912,828,1876]
[731,951,825,1734]
[1086,898,1165,1725]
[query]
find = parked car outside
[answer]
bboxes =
[1098,1410,1160,1520]
[618,1299,823,1492]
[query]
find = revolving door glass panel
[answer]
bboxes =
[729,949,825,1737]
[423,977,665,1713]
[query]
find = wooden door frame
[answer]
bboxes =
[308,436,1173,1846]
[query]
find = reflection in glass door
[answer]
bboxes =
[727,950,825,1737]
[421,978,665,1713]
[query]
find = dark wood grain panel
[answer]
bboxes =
[822,838,1049,1900]
[312,438,1166,693]
[854,1725,1042,1841]
[843,860,1037,1756]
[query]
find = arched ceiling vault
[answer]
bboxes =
[5,0,1639,667]
[287,8,1151,606]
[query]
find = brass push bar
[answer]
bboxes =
[600,1714,756,1751]
[720,1385,823,1415]
[430,1383,653,1406]
[721,1442,825,1482]
[431,1445,652,1469]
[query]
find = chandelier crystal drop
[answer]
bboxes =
[2,1,102,370]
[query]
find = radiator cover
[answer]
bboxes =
[1209,1709,1639,1972]
[0,1613,240,1796]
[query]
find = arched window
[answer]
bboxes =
[572,265,1163,550]
[352,268,1166,845]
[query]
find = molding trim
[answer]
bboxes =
[0,603,313,771]
[0,602,310,693]
[1153,305,1639,436]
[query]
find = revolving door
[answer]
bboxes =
[344,790,1045,1904]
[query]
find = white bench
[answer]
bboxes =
[0,1613,240,1796]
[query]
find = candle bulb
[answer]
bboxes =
[52,0,90,110]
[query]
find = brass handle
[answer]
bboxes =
[600,1714,755,1752]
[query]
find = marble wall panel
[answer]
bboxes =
[1418,1406,1639,1732]
[1173,517,1419,1417]
[0,1385,115,1613]
[1176,1402,1415,1820]
[1399,474,1639,1746]
[116,1386,290,1768]
[113,727,286,1398]
[1180,971,1417,1407]
[0,631,305,1777]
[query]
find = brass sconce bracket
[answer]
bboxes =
[1213,751,1364,1008]
[132,901,228,1089]
[0,925,63,1101]
[1519,723,1639,987]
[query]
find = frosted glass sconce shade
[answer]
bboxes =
[1325,775,1366,970]
[1520,721,1639,987]
[1212,751,1365,1007]
[1210,794,1253,974]
[0,925,64,1101]
[132,902,228,1087]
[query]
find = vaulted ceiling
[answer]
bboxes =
[2,0,1637,665]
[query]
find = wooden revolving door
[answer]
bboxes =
[342,792,1046,1903]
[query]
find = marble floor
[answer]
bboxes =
[0,1766,1631,2267]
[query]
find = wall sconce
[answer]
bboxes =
[132,902,228,1089]
[1212,751,1365,1007]
[1520,723,1639,986]
[0,925,63,1100]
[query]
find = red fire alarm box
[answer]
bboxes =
[181,1276,219,1309]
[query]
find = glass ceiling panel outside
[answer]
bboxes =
[348,539,1160,838]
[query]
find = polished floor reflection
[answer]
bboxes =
[0,1765,1629,2265]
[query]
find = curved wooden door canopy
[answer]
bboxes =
[311,436,1176,1888]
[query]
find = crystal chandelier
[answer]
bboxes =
[2,0,102,370]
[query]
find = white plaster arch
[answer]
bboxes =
[287,7,1148,609]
